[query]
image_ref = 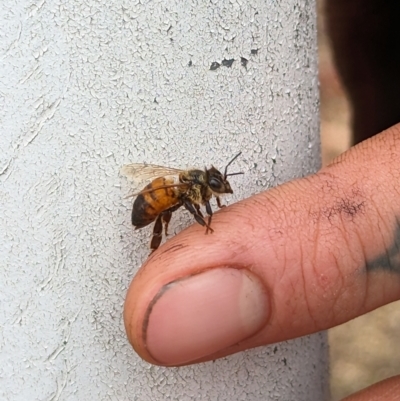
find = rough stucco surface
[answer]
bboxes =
[0,0,328,400]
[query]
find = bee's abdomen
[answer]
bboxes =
[131,177,180,228]
[131,194,156,228]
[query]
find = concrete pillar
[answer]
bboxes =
[0,0,328,399]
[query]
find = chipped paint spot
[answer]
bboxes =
[221,58,235,68]
[210,61,221,70]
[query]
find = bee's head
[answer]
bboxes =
[206,152,243,194]
[207,167,233,194]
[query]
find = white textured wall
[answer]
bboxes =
[0,0,328,400]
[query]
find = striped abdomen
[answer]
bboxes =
[131,177,182,228]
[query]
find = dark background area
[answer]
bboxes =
[317,1,400,399]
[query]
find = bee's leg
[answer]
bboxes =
[150,214,163,251]
[216,196,226,209]
[194,204,210,234]
[161,210,172,236]
[162,204,182,236]
[205,201,214,234]
[183,200,214,233]
[194,204,204,217]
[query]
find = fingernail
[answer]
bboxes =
[144,268,269,365]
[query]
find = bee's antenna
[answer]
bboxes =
[224,152,242,179]
[226,171,244,177]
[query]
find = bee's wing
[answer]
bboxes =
[120,163,184,185]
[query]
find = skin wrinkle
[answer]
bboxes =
[247,193,282,223]
[277,219,289,285]
[299,229,318,331]
[262,192,296,320]
[351,225,370,316]
[330,248,348,322]
[316,171,342,189]
[277,188,305,288]
[265,227,282,265]
[352,219,368,271]
[268,236,288,303]
[333,255,349,322]
[163,244,187,254]
[238,195,289,282]
[343,205,372,316]
[310,212,336,326]
[229,200,265,237]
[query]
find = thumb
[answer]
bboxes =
[124,125,400,367]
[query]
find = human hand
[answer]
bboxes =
[124,125,400,400]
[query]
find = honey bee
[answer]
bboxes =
[121,152,243,252]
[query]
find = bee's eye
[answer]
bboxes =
[209,178,221,190]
